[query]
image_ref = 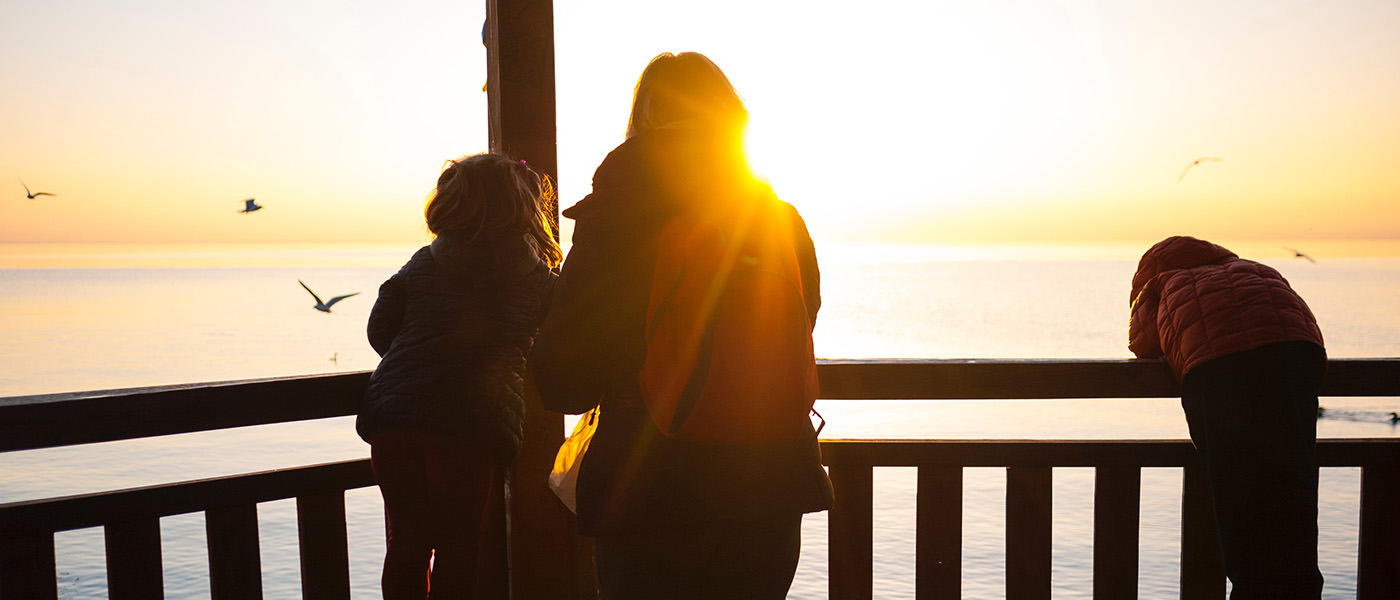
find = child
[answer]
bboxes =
[1129,235,1326,600]
[357,153,560,599]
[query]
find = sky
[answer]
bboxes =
[2,0,1398,252]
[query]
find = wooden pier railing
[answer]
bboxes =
[1,359,1397,600]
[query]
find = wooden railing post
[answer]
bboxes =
[206,503,263,600]
[0,530,57,600]
[829,464,874,600]
[1006,466,1052,600]
[106,518,163,600]
[296,491,351,600]
[916,466,962,599]
[1092,466,1141,600]
[1179,463,1225,599]
[1358,464,1400,599]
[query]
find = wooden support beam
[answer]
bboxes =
[485,1,580,598]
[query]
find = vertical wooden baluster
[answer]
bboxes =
[106,518,163,600]
[1179,463,1225,599]
[916,465,962,599]
[1006,466,1052,600]
[206,503,262,600]
[829,464,874,600]
[1093,466,1140,600]
[1358,464,1400,600]
[0,530,58,600]
[297,492,350,600]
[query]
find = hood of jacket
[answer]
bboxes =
[1130,235,1237,305]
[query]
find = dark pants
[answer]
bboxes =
[371,430,496,600]
[594,514,803,600]
[1181,341,1326,600]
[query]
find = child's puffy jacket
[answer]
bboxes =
[357,231,555,464]
[1129,236,1324,380]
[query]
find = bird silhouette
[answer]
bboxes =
[238,198,263,214]
[299,280,359,313]
[1284,247,1316,263]
[20,179,56,199]
[1178,157,1223,183]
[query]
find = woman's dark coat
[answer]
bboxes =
[357,231,556,465]
[529,122,834,537]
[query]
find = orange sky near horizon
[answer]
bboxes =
[2,0,1398,253]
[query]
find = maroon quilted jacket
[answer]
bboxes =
[1128,236,1324,380]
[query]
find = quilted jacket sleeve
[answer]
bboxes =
[1128,276,1164,359]
[366,272,407,358]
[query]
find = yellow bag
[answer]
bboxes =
[548,406,598,513]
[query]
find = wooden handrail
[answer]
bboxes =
[1,359,1397,600]
[4,358,1396,452]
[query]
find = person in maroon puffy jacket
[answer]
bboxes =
[1130,235,1326,600]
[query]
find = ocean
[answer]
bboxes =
[2,241,1398,599]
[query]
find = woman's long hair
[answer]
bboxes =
[425,153,563,269]
[626,52,748,139]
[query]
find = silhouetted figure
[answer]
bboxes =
[19,178,55,199]
[1130,235,1326,600]
[530,52,831,600]
[298,280,359,313]
[1178,156,1223,182]
[358,153,560,599]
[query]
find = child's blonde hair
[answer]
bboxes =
[425,153,563,269]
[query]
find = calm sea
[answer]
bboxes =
[2,242,1398,599]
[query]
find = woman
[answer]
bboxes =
[529,52,831,599]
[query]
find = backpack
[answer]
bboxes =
[638,199,820,444]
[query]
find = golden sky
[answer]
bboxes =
[3,0,1398,252]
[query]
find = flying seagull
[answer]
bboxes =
[20,179,56,199]
[1178,157,1223,183]
[239,198,263,213]
[299,280,360,313]
[1284,247,1316,263]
